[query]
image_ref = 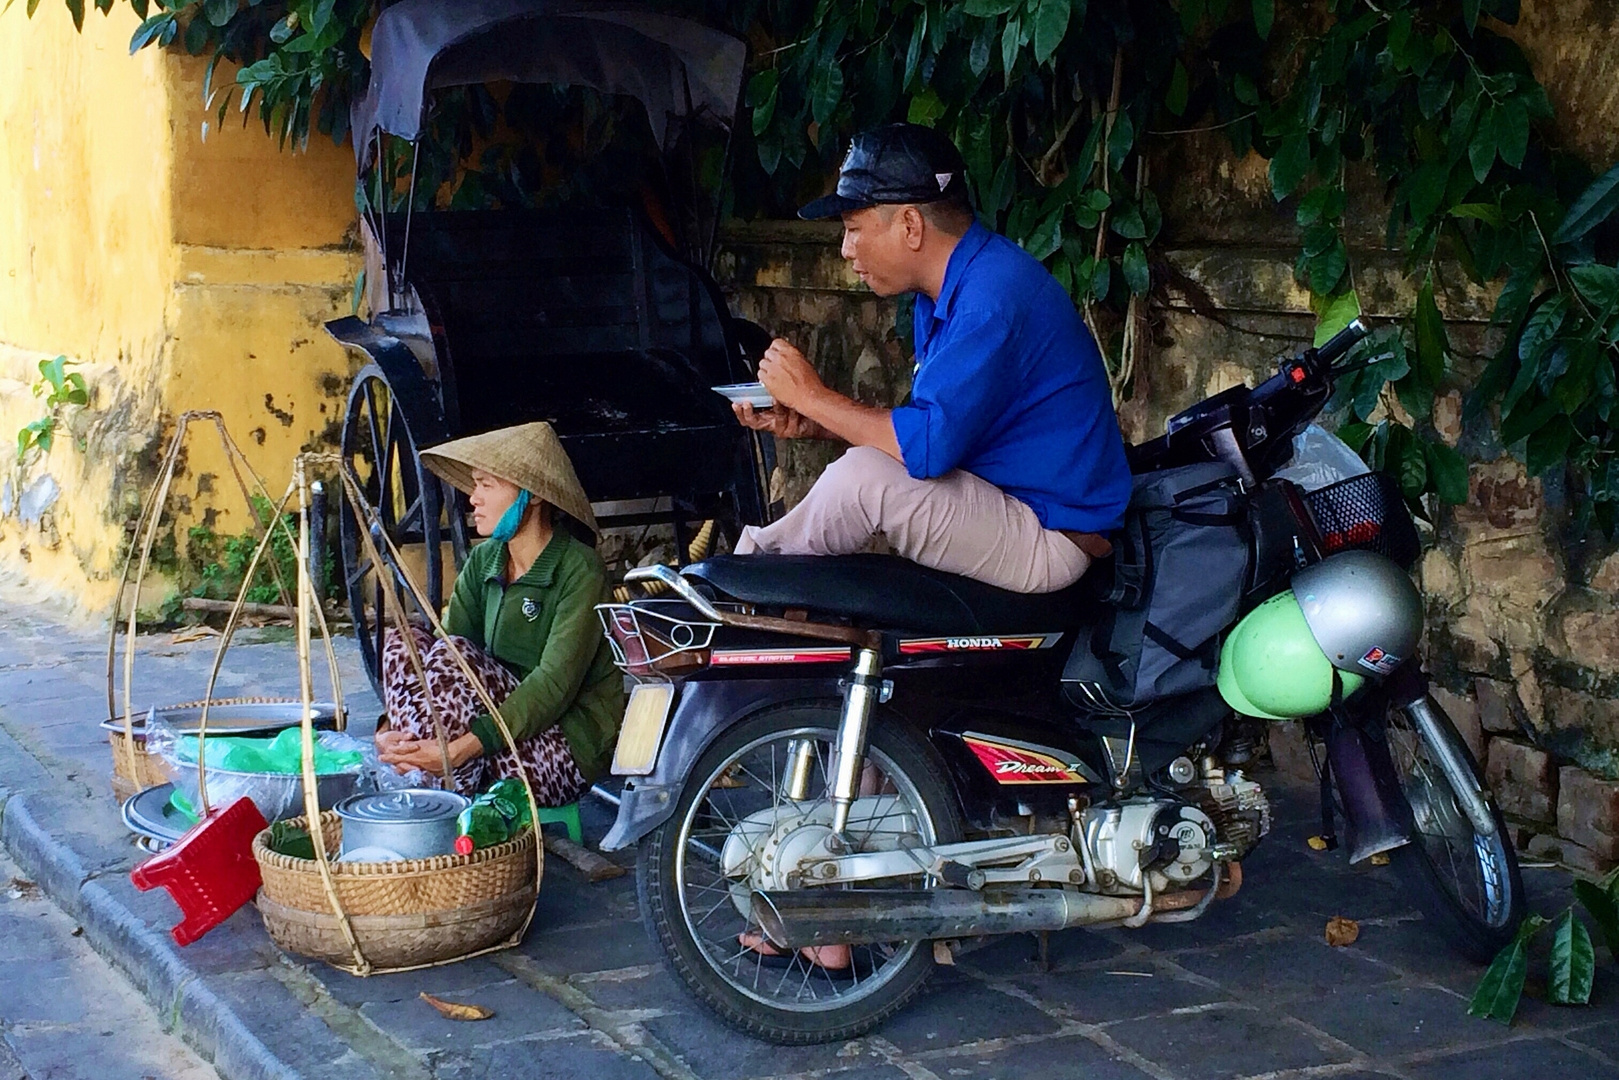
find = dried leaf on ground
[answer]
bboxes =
[1307,835,1329,851]
[171,625,219,645]
[6,877,39,900]
[1325,916,1360,947]
[1369,853,1391,866]
[420,993,493,1021]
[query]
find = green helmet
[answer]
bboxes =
[1218,591,1366,720]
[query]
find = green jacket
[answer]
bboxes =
[444,531,623,783]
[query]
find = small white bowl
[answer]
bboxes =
[336,845,408,864]
[712,382,776,409]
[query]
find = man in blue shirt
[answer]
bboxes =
[733,124,1131,593]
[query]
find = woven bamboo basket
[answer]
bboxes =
[109,730,171,802]
[257,890,535,969]
[253,812,538,968]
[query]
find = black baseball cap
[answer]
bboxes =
[798,123,970,220]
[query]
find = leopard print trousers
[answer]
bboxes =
[380,624,588,806]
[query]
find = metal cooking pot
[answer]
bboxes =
[335,789,470,861]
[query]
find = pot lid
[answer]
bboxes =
[335,789,470,823]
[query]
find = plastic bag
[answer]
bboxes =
[146,708,421,823]
[1272,424,1370,493]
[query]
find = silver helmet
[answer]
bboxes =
[1290,550,1423,678]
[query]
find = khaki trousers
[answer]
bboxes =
[735,446,1090,594]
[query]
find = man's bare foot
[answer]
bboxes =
[737,930,852,971]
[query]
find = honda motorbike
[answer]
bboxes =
[593,319,1524,1044]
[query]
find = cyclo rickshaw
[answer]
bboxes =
[325,0,773,694]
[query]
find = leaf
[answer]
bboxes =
[1310,288,1362,347]
[1450,202,1505,228]
[1032,0,1070,65]
[1307,240,1348,295]
[1527,416,1573,473]
[1393,427,1429,498]
[66,0,83,30]
[1001,16,1020,80]
[1497,97,1529,169]
[1518,295,1567,365]
[1570,264,1619,311]
[1462,0,1482,34]
[1408,161,1450,224]
[1573,878,1619,962]
[1469,939,1531,1024]
[1548,908,1596,1006]
[1111,204,1146,239]
[1426,441,1470,504]
[811,61,844,126]
[1554,163,1619,246]
[1251,0,1273,39]
[203,0,234,27]
[1469,108,1498,183]
[129,12,175,52]
[1269,135,1311,200]
[969,21,993,76]
[964,0,1019,14]
[1122,242,1149,295]
[1106,111,1134,173]
[1414,279,1449,387]
[1324,916,1359,946]
[1090,257,1111,301]
[1165,60,1189,117]
[419,993,493,1021]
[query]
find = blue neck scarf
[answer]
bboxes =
[490,490,531,543]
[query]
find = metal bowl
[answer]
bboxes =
[162,761,364,824]
[101,701,342,743]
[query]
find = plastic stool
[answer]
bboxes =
[130,796,268,946]
[536,801,582,843]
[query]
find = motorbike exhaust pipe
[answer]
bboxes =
[750,887,1144,949]
[1326,721,1412,864]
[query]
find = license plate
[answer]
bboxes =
[612,682,674,776]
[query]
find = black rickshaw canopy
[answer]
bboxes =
[351,0,748,165]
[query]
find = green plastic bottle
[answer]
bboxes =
[453,780,533,855]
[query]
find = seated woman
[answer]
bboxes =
[373,422,622,804]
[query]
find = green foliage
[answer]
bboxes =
[33,0,1619,527]
[1471,866,1619,1024]
[15,356,87,463]
[185,495,304,606]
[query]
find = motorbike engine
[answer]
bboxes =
[1081,799,1216,894]
[1192,762,1271,862]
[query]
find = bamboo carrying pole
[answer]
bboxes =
[195,451,545,976]
[106,413,310,795]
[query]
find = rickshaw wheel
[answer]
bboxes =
[338,363,466,698]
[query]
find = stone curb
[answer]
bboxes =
[0,793,299,1080]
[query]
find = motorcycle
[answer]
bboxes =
[592,318,1524,1044]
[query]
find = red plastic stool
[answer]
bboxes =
[131,796,269,946]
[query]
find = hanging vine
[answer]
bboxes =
[24,0,1619,531]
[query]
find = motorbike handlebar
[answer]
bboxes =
[1314,317,1371,369]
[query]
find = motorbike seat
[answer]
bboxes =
[683,554,1095,636]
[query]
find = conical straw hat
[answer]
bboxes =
[420,422,598,539]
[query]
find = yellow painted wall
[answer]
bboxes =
[0,7,361,616]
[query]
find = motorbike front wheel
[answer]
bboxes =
[1383,697,1525,961]
[637,702,964,1044]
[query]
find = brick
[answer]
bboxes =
[1560,839,1618,877]
[1485,739,1558,824]
[1474,678,1520,734]
[1557,767,1619,861]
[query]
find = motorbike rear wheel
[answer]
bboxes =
[1383,698,1524,961]
[637,702,964,1044]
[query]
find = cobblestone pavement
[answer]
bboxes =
[0,577,1614,1080]
[0,844,218,1080]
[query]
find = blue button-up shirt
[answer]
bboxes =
[890,222,1132,534]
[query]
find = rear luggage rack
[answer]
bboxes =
[613,565,879,650]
